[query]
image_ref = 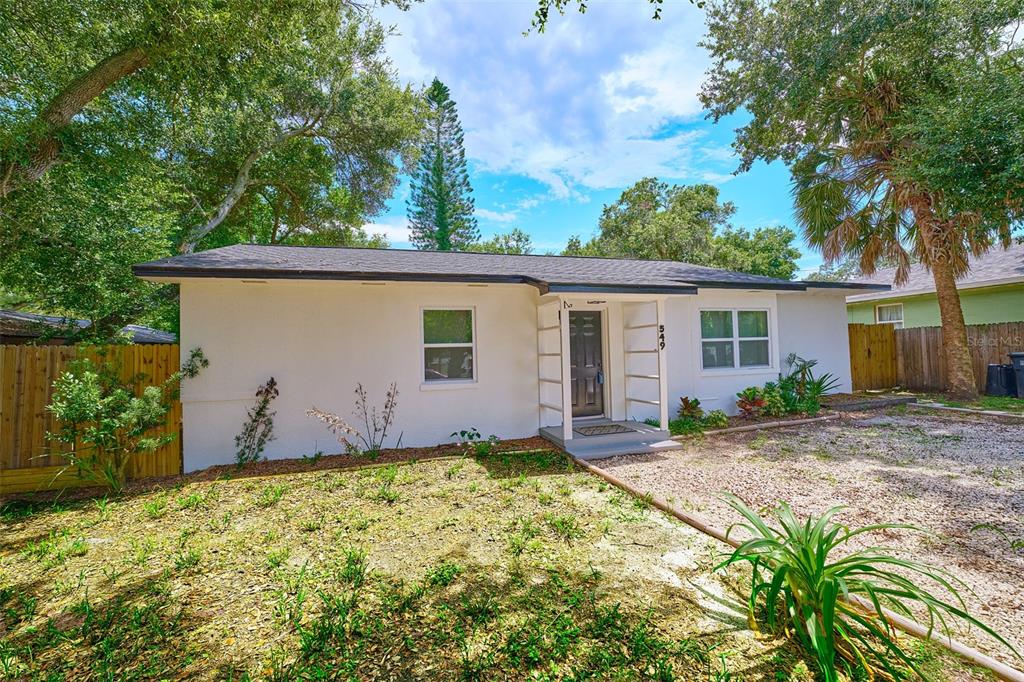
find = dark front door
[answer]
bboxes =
[569,310,604,417]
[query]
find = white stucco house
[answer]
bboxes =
[134,245,886,471]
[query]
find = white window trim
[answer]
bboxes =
[420,306,478,390]
[699,308,773,372]
[875,303,904,328]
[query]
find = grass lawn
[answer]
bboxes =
[917,393,1024,414]
[2,448,815,681]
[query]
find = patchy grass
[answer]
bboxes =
[918,392,1024,414]
[0,448,808,680]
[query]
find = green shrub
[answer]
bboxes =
[735,386,766,417]
[718,495,1018,682]
[46,348,207,492]
[677,396,704,420]
[642,417,660,428]
[667,417,703,436]
[761,382,788,418]
[702,410,729,429]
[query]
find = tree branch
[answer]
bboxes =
[0,45,153,197]
[180,124,314,253]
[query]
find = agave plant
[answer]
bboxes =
[717,495,1017,681]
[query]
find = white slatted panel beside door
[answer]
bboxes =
[536,301,565,429]
[622,300,668,427]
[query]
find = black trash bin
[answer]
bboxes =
[1010,352,1024,398]
[985,364,1017,397]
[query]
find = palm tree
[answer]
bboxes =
[792,69,1003,399]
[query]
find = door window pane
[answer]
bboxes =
[739,339,770,367]
[423,309,473,344]
[738,310,768,338]
[424,347,474,381]
[702,341,734,368]
[700,310,732,338]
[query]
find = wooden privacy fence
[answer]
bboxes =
[0,344,182,495]
[849,322,1024,392]
[848,323,897,390]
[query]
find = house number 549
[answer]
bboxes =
[658,325,666,350]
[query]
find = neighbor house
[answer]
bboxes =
[0,309,176,345]
[134,245,884,471]
[847,243,1024,329]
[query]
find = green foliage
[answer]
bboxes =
[702,410,729,429]
[407,78,479,251]
[563,178,801,279]
[46,348,206,492]
[735,387,766,418]
[667,417,703,436]
[718,495,1019,681]
[677,396,704,420]
[1,2,421,333]
[467,228,534,254]
[235,377,279,469]
[451,427,500,458]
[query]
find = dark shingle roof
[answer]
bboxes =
[134,245,887,294]
[850,243,1024,298]
[0,310,176,344]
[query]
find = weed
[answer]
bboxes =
[426,561,461,588]
[257,483,287,508]
[266,547,291,570]
[128,536,157,567]
[445,461,464,479]
[544,513,582,542]
[174,546,203,572]
[373,483,400,504]
[299,516,323,533]
[143,495,168,519]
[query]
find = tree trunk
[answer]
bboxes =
[0,46,152,196]
[930,259,978,398]
[909,194,978,399]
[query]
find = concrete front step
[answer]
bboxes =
[539,421,683,460]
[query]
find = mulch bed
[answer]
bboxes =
[822,392,916,411]
[716,410,836,429]
[1,436,555,505]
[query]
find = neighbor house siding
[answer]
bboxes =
[179,279,541,472]
[846,283,1024,328]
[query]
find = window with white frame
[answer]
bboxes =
[422,309,475,382]
[700,309,771,369]
[875,303,904,328]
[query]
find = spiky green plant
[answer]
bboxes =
[717,495,1018,681]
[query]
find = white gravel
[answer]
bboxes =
[593,408,1024,666]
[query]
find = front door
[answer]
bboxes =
[569,311,604,417]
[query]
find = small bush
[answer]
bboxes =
[736,386,766,417]
[667,416,703,436]
[642,417,660,428]
[677,396,704,420]
[451,428,499,457]
[702,410,729,429]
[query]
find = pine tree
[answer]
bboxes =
[407,79,478,250]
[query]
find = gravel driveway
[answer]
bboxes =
[593,408,1024,665]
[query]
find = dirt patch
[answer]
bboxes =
[593,408,1024,668]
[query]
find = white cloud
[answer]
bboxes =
[476,207,518,223]
[378,1,716,197]
[363,217,412,246]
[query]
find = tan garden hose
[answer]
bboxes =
[570,456,1024,682]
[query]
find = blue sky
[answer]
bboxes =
[369,0,824,277]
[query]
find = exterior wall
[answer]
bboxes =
[777,292,854,393]
[179,279,541,472]
[663,290,852,416]
[847,283,1024,328]
[177,279,855,470]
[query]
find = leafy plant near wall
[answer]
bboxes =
[307,382,400,458]
[451,428,500,458]
[736,387,766,417]
[718,495,1019,681]
[677,396,704,420]
[47,348,207,492]
[667,417,703,436]
[702,410,729,429]
[235,377,279,469]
